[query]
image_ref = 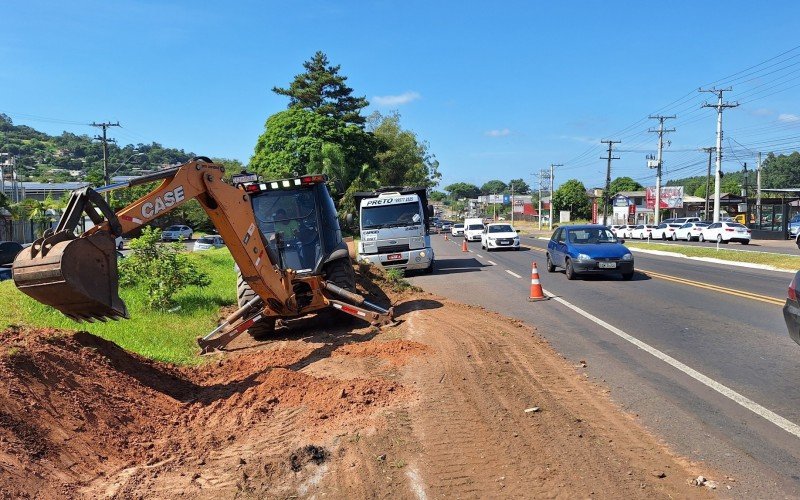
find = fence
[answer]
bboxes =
[0,218,57,244]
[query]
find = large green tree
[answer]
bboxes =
[481,180,507,195]
[762,152,800,189]
[250,108,340,178]
[369,112,440,188]
[552,179,591,219]
[608,176,643,195]
[508,178,530,195]
[272,51,369,126]
[445,182,480,200]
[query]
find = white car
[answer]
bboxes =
[463,222,485,242]
[651,223,683,240]
[614,225,636,238]
[161,225,193,241]
[630,224,657,239]
[451,223,465,236]
[674,222,708,241]
[699,222,751,244]
[481,223,520,251]
[193,235,224,251]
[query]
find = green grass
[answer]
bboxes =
[625,241,800,271]
[0,248,236,365]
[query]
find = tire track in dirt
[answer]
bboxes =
[400,299,712,498]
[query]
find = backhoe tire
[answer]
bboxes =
[324,257,357,293]
[236,273,276,340]
[323,258,358,324]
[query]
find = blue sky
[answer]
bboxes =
[3,0,800,192]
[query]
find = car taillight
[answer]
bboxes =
[789,276,797,301]
[747,229,752,233]
[725,228,734,232]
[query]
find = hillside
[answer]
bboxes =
[0,113,211,184]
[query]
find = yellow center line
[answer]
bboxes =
[641,269,785,306]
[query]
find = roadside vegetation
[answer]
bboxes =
[0,247,236,365]
[625,241,800,271]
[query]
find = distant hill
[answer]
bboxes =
[0,113,197,183]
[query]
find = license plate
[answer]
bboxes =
[387,253,403,261]
[232,173,259,184]
[598,262,616,269]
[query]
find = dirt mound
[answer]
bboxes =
[0,326,404,498]
[333,339,431,366]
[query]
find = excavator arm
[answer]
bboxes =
[12,158,296,322]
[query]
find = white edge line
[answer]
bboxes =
[505,270,522,278]
[487,260,497,266]
[542,288,800,439]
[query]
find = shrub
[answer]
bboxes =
[119,227,211,309]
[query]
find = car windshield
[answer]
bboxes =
[166,226,182,231]
[198,237,215,244]
[454,224,464,229]
[361,202,421,229]
[568,228,618,244]
[468,224,484,230]
[489,224,513,233]
[251,188,321,272]
[730,223,747,228]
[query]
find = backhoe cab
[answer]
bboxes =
[12,158,394,353]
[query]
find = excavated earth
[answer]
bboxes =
[0,268,717,498]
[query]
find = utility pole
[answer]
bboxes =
[510,182,515,225]
[756,151,762,217]
[700,88,738,222]
[549,163,562,230]
[700,147,715,219]
[648,115,675,225]
[600,140,621,225]
[91,121,120,202]
[742,162,749,222]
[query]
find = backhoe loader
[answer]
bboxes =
[12,157,393,352]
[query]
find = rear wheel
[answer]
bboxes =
[236,273,276,339]
[565,258,576,280]
[699,234,705,242]
[324,257,357,292]
[741,240,749,245]
[672,233,677,241]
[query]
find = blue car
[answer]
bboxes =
[546,225,635,280]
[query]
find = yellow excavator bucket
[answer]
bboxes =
[12,230,128,322]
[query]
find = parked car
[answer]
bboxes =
[699,222,751,244]
[481,223,520,251]
[193,235,225,251]
[546,224,634,280]
[784,271,800,347]
[615,225,636,239]
[651,223,684,240]
[630,224,657,239]
[674,222,709,241]
[161,225,193,241]
[0,241,23,266]
[441,222,453,232]
[451,223,464,236]
[788,214,800,239]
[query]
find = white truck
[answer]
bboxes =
[354,187,435,274]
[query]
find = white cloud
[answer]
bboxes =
[778,113,800,123]
[372,91,421,106]
[485,128,511,137]
[750,108,773,117]
[558,134,599,144]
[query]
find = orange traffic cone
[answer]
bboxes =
[444,234,449,241]
[462,239,468,252]
[528,262,548,302]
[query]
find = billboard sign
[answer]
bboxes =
[613,195,630,208]
[646,186,684,209]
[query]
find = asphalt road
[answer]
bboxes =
[408,234,800,498]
